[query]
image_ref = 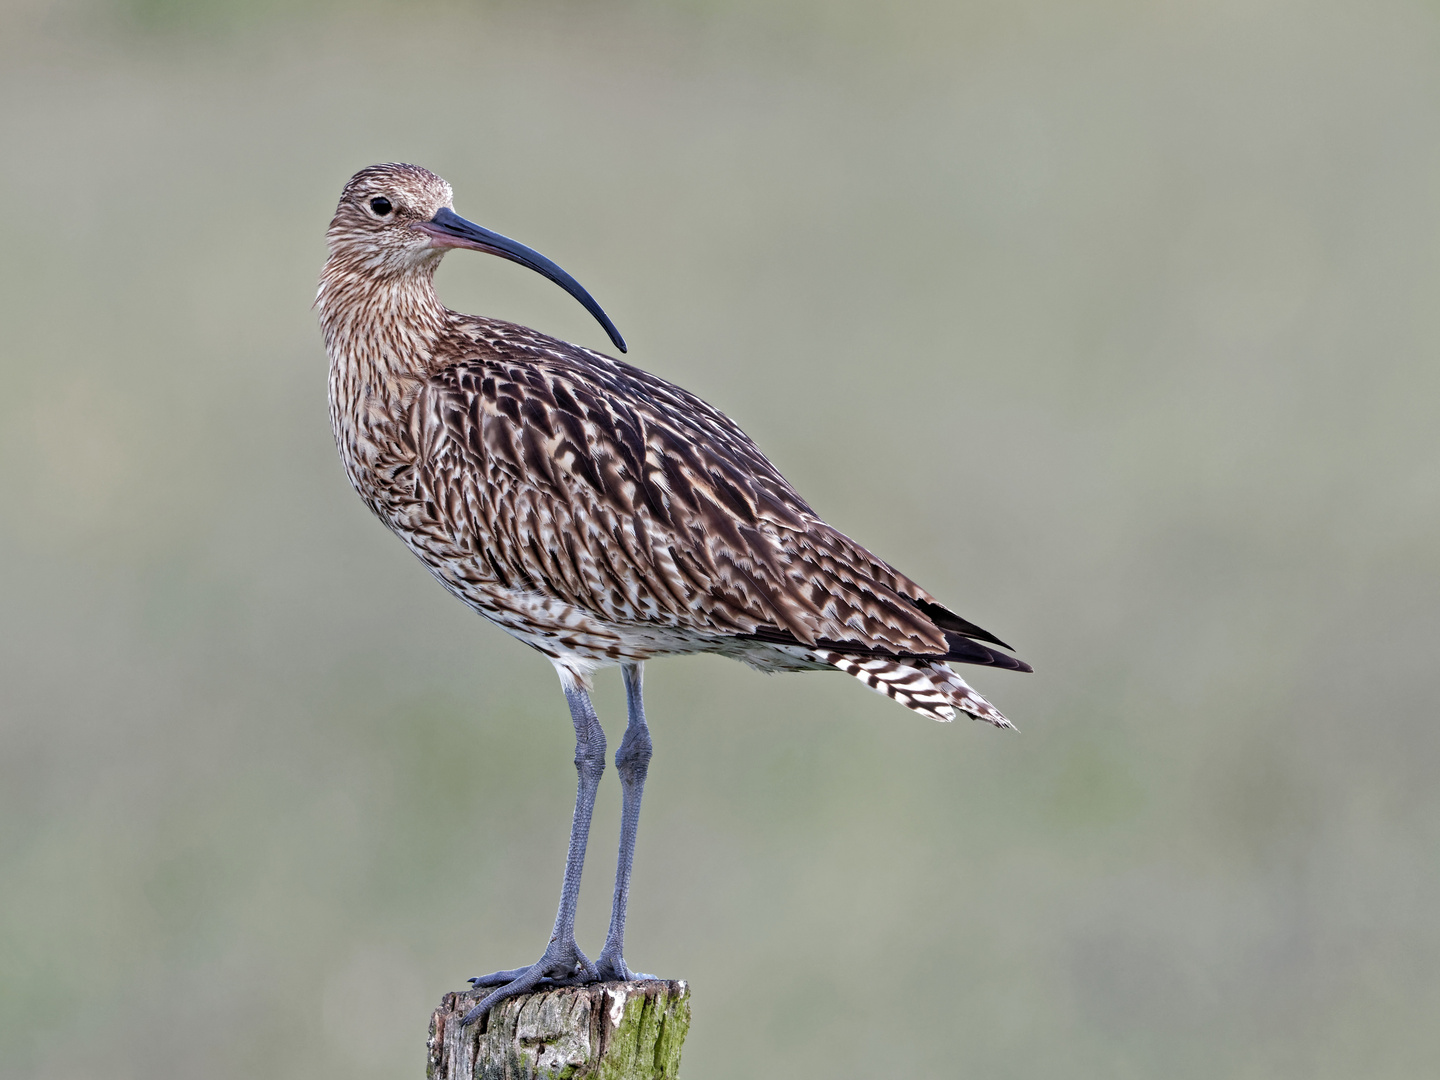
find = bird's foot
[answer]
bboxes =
[595,947,657,983]
[462,938,598,1024]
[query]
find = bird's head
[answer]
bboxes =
[326,162,456,275]
[325,163,625,352]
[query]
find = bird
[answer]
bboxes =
[316,162,1031,1023]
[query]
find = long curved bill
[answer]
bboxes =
[415,206,627,354]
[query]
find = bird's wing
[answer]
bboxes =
[411,323,1017,661]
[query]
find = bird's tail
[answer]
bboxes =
[811,651,1015,729]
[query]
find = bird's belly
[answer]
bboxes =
[390,528,713,666]
[455,579,740,683]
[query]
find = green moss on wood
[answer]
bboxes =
[428,980,690,1080]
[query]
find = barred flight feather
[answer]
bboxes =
[812,651,1015,728]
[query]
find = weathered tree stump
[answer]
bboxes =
[427,980,691,1080]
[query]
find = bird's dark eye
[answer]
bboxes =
[370,196,393,216]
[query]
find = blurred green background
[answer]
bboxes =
[3,0,1439,1077]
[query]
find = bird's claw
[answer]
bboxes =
[462,940,598,1024]
[595,951,657,983]
[469,966,543,989]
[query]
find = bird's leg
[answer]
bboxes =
[596,662,656,982]
[463,680,606,1023]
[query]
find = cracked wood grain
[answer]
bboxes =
[427,980,690,1080]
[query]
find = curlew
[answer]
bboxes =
[316,163,1031,1022]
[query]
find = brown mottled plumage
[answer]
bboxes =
[318,163,1029,727]
[318,163,1031,1020]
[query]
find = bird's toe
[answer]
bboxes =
[469,965,547,989]
[462,941,598,1023]
[595,951,660,983]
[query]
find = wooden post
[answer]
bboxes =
[427,980,691,1080]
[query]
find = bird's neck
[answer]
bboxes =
[317,261,450,393]
[319,262,452,498]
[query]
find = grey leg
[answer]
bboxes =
[596,662,655,982]
[463,680,607,1023]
